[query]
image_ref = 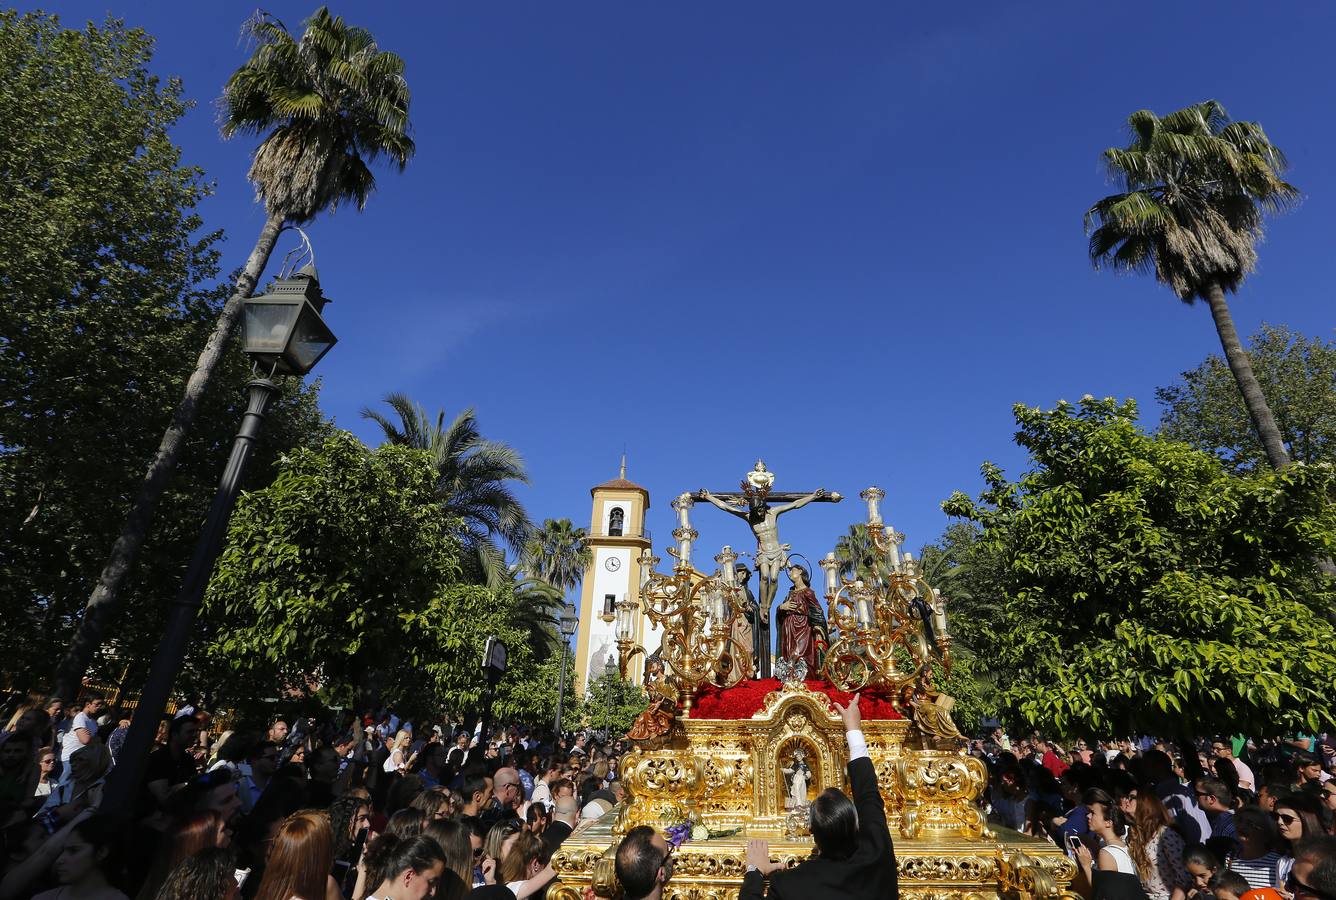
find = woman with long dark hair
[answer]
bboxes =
[359,833,444,900]
[252,810,340,900]
[331,794,372,897]
[422,820,471,900]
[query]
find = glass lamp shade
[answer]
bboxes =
[559,609,578,637]
[242,275,337,375]
[481,636,508,674]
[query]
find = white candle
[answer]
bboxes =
[860,486,885,526]
[820,552,840,598]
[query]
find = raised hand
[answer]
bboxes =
[745,838,780,874]
[832,692,863,731]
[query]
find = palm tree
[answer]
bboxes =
[833,524,891,584]
[523,519,591,595]
[362,393,532,585]
[507,570,563,663]
[1085,100,1296,470]
[54,7,414,698]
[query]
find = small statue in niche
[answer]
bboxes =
[782,746,813,810]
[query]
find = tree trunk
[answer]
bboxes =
[51,212,287,701]
[1203,283,1290,470]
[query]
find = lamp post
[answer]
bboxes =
[603,656,618,741]
[554,607,578,735]
[103,264,336,811]
[480,635,508,745]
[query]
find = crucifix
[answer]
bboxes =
[695,461,842,677]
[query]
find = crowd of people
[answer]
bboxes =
[3,686,1336,900]
[0,692,631,899]
[976,731,1336,900]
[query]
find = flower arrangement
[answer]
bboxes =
[665,821,743,847]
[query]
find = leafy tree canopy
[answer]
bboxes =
[577,671,649,738]
[1158,324,1336,473]
[942,397,1336,738]
[203,432,557,723]
[0,11,326,689]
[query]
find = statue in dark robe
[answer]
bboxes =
[739,564,770,679]
[776,563,827,675]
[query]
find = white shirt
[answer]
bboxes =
[1229,757,1256,790]
[847,729,868,761]
[60,712,96,763]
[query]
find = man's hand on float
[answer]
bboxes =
[745,839,780,875]
[832,692,863,731]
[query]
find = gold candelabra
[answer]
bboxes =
[630,546,753,712]
[817,487,953,696]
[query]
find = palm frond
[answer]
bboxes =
[1087,101,1296,302]
[363,393,533,570]
[219,5,414,221]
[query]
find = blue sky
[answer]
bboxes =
[36,1,1336,589]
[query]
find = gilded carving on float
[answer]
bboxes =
[557,465,1073,900]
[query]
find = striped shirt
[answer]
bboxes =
[1228,852,1288,891]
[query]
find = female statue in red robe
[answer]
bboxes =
[776,563,827,675]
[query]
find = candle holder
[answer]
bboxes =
[820,546,953,700]
[859,486,886,526]
[636,549,751,713]
[614,597,645,678]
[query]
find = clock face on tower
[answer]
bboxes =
[605,557,622,572]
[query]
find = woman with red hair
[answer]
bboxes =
[135,810,230,900]
[252,810,341,900]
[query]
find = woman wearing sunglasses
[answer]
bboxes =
[1276,796,1327,854]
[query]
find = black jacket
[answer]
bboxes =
[542,819,574,855]
[740,755,898,900]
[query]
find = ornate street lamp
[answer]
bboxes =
[240,265,337,375]
[555,606,578,735]
[104,250,337,811]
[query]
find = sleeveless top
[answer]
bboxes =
[1103,844,1137,875]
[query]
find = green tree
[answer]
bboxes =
[55,6,415,699]
[523,519,591,595]
[1158,324,1336,473]
[579,671,649,738]
[917,522,1004,652]
[204,432,462,714]
[362,393,532,584]
[0,12,327,691]
[942,397,1336,738]
[1085,101,1297,472]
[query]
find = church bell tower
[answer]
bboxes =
[573,459,653,694]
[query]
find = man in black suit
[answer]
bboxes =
[741,694,898,900]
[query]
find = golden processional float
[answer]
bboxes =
[549,464,1075,900]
